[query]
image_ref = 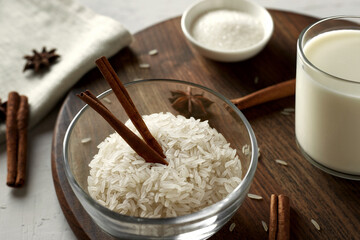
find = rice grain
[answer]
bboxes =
[275,159,288,166]
[311,219,321,231]
[242,144,250,156]
[280,111,291,115]
[139,63,150,68]
[261,220,268,232]
[87,112,243,218]
[229,222,236,232]
[148,49,158,55]
[103,97,112,104]
[247,193,263,200]
[283,107,295,112]
[81,137,92,143]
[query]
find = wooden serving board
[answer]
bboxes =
[51,10,360,239]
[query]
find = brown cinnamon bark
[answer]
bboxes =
[77,90,168,165]
[84,90,107,108]
[231,79,296,110]
[95,56,165,158]
[269,194,278,240]
[15,95,29,187]
[277,194,290,240]
[6,91,20,187]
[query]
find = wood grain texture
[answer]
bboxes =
[51,10,360,240]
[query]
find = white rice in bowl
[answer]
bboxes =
[87,112,242,218]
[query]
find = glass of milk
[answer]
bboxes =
[296,16,360,180]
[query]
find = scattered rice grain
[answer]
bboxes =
[275,159,288,166]
[247,193,263,200]
[311,219,321,231]
[254,76,259,84]
[261,220,268,232]
[280,111,291,115]
[283,107,295,113]
[81,137,92,143]
[148,49,158,55]
[229,222,236,232]
[258,147,261,158]
[139,63,150,68]
[103,97,112,104]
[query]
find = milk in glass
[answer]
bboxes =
[296,29,360,174]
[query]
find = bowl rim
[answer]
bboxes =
[180,0,274,54]
[63,78,258,224]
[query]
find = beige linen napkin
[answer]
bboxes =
[0,0,133,142]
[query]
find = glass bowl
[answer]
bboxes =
[63,79,258,239]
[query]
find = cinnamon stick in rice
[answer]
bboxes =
[95,56,165,158]
[15,95,29,187]
[269,194,278,240]
[83,90,107,108]
[77,90,168,165]
[6,92,20,186]
[277,194,290,240]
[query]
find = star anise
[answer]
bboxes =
[169,87,213,119]
[23,47,60,72]
[0,98,7,122]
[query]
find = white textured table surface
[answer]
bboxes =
[0,0,359,239]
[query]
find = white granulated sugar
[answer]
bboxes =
[87,112,243,218]
[191,10,264,51]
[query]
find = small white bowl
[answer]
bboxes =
[181,0,274,62]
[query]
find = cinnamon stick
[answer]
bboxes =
[77,90,168,165]
[277,194,290,240]
[269,194,290,240]
[95,56,165,158]
[83,89,107,108]
[15,95,29,187]
[6,91,20,187]
[269,194,278,240]
[231,79,296,110]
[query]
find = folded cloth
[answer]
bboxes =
[0,0,133,142]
